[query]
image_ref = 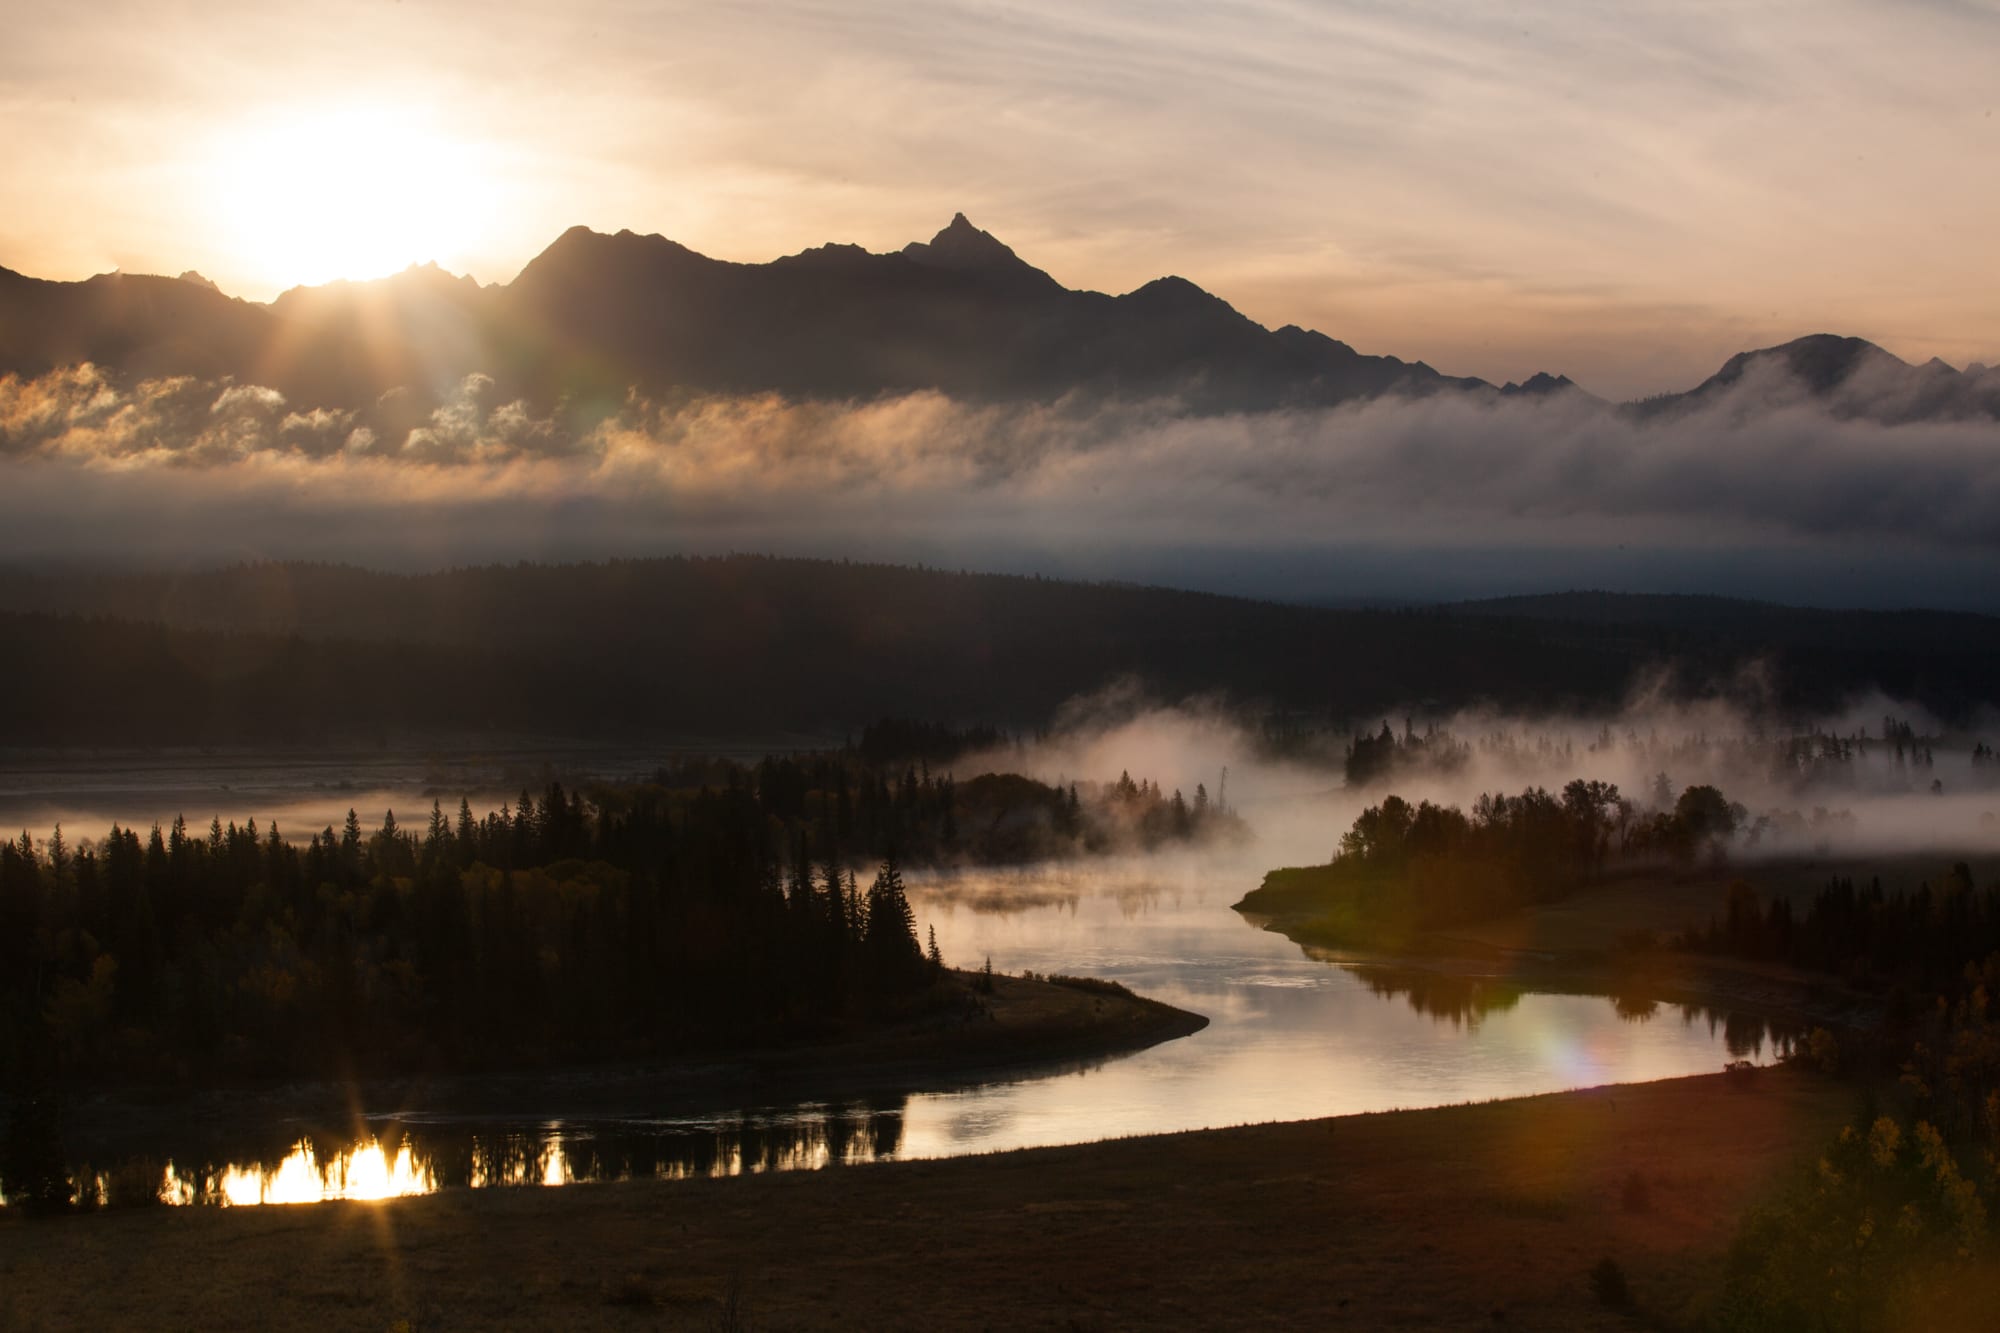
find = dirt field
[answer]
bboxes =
[0,1067,1854,1331]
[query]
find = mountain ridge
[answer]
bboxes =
[3,218,1995,423]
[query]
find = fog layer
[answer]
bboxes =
[959,688,2000,873]
[3,364,1997,606]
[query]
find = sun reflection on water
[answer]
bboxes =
[214,1138,435,1206]
[88,1106,905,1208]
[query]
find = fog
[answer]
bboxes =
[3,363,1998,607]
[954,685,2000,875]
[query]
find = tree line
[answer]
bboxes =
[7,558,2000,749]
[0,751,1229,1092]
[1241,779,1746,940]
[1685,865,2000,1329]
[1681,865,2000,999]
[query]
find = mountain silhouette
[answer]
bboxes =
[901,212,1058,288]
[2,221,1993,423]
[1626,333,1999,423]
[0,218,1503,416]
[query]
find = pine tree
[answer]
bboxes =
[864,858,921,986]
[341,808,363,863]
[426,801,449,863]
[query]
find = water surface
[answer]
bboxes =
[42,852,1789,1206]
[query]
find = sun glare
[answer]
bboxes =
[206,102,497,291]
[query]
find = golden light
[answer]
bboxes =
[204,102,498,291]
[213,1137,434,1205]
[540,1138,572,1187]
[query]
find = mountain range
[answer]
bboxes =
[3,214,1997,424]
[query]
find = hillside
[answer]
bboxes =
[1,559,1996,747]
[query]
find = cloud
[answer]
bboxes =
[0,365,1997,602]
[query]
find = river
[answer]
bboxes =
[2,758,1790,1208]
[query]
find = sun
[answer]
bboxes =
[205,101,498,291]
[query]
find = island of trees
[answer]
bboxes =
[1236,778,1745,946]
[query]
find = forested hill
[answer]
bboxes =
[1,558,1997,746]
[1451,591,2000,634]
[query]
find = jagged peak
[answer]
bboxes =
[901,213,1053,285]
[177,270,220,292]
[537,225,693,259]
[267,260,486,317]
[773,240,878,269]
[1501,371,1578,395]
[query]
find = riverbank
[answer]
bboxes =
[1237,857,1952,1033]
[49,971,1208,1158]
[0,1066,1856,1330]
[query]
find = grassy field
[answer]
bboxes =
[1,1067,1854,1330]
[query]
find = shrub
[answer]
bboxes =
[1046,974,1134,999]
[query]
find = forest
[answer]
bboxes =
[4,558,2000,746]
[0,746,1233,1091]
[1679,864,2000,1329]
[1683,865,2000,999]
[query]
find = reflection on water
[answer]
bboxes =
[211,1139,434,1205]
[59,1103,912,1207]
[28,851,1799,1207]
[1341,962,1795,1061]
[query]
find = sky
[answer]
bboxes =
[5,0,1998,399]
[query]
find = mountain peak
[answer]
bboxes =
[1501,371,1577,396]
[1709,333,1903,396]
[1123,274,1242,319]
[177,270,220,292]
[537,224,692,259]
[902,214,1053,286]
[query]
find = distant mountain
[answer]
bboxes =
[3,227,1995,425]
[0,217,1518,417]
[0,263,271,385]
[491,216,1493,411]
[1499,371,1598,403]
[1625,333,2000,423]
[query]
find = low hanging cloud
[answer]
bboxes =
[1,363,1997,590]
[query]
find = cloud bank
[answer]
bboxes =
[2,364,1997,605]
